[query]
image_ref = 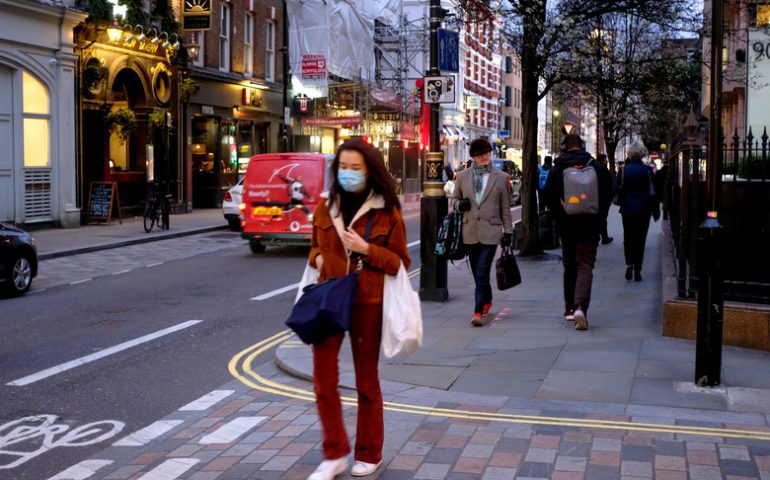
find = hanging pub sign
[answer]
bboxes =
[182,0,212,31]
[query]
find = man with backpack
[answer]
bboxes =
[544,134,613,331]
[538,155,553,212]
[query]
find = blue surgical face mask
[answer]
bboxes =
[338,169,367,192]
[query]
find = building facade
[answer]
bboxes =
[0,0,86,227]
[180,0,286,208]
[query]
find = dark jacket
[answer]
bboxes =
[544,149,613,239]
[616,158,659,217]
[309,193,410,306]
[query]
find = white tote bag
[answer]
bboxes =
[295,263,319,304]
[382,262,423,358]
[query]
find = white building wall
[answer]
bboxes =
[0,0,86,227]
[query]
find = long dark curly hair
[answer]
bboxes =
[329,138,401,212]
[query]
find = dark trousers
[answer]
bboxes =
[621,212,651,270]
[560,235,599,313]
[312,304,383,464]
[467,243,498,314]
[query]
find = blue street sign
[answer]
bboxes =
[499,130,511,138]
[438,29,459,73]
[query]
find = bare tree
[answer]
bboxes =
[454,0,699,256]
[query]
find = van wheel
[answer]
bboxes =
[249,239,266,254]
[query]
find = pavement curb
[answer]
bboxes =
[38,225,228,260]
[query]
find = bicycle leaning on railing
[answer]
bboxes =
[143,180,171,232]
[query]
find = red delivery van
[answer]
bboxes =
[240,153,334,253]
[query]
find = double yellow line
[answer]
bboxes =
[229,330,770,441]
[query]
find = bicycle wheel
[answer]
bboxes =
[143,202,157,232]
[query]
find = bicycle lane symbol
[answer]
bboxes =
[0,415,125,470]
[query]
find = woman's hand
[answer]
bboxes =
[342,227,370,255]
[314,254,324,271]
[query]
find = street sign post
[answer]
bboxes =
[424,75,456,104]
[438,29,459,73]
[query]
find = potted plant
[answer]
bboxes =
[179,78,199,103]
[82,59,107,98]
[105,107,137,144]
[147,111,166,140]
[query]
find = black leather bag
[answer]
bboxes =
[496,244,522,290]
[285,213,376,344]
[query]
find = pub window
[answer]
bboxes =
[22,71,50,167]
[192,30,204,67]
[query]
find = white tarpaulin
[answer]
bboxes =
[287,0,400,87]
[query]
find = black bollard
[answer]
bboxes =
[694,212,725,387]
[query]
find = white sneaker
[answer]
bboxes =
[351,460,382,477]
[308,457,349,480]
[574,308,588,331]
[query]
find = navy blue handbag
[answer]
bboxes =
[286,213,376,344]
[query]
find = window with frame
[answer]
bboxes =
[244,13,254,75]
[192,30,205,67]
[219,3,231,71]
[22,70,50,167]
[265,20,276,82]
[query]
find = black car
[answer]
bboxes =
[494,159,522,205]
[0,223,38,296]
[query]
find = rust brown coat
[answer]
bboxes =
[308,193,410,306]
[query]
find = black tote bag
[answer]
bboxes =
[496,244,522,290]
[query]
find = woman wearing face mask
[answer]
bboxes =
[306,138,410,480]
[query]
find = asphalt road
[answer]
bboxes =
[0,205,519,479]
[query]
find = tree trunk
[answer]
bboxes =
[605,140,618,174]
[517,1,546,257]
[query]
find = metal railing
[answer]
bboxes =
[668,128,770,304]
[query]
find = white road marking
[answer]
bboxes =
[136,458,200,480]
[145,262,163,268]
[6,321,203,387]
[199,416,267,444]
[178,390,235,411]
[251,282,300,301]
[112,420,183,447]
[48,459,114,480]
[408,268,421,279]
[70,279,92,285]
[407,240,421,248]
[112,269,131,275]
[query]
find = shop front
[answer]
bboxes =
[186,79,283,207]
[76,21,181,218]
[0,0,86,227]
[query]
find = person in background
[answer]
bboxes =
[655,160,670,220]
[544,134,613,331]
[615,142,660,282]
[453,138,514,327]
[596,154,614,245]
[443,170,457,197]
[538,155,553,212]
[307,138,410,480]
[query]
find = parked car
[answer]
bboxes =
[222,177,244,230]
[494,159,522,205]
[0,223,38,296]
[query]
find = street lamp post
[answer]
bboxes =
[695,0,725,387]
[419,0,448,302]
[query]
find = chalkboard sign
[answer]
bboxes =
[87,181,122,224]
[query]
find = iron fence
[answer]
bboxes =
[668,128,770,304]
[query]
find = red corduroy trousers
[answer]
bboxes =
[312,304,383,464]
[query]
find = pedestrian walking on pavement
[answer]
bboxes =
[596,154,614,245]
[452,138,514,327]
[537,155,553,212]
[306,138,410,480]
[615,142,660,282]
[544,134,613,331]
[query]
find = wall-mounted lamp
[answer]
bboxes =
[185,35,200,60]
[135,25,145,42]
[562,121,575,135]
[107,21,123,43]
[148,27,159,44]
[159,32,169,49]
